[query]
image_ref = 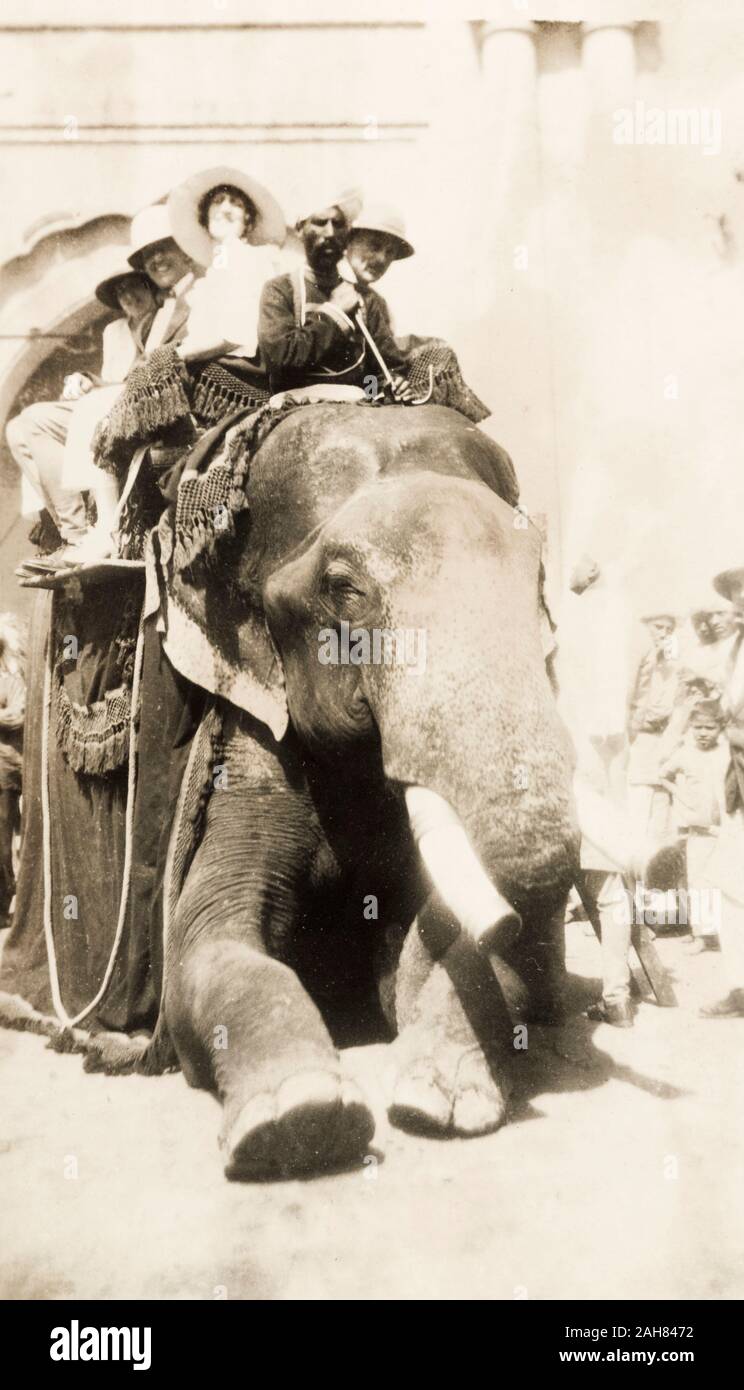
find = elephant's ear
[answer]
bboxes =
[149,528,289,740]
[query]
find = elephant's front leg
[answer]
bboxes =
[166,727,374,1181]
[386,902,517,1138]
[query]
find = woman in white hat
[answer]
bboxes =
[167,167,289,421]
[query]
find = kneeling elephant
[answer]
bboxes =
[154,403,579,1179]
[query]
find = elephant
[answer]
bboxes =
[144,401,580,1180]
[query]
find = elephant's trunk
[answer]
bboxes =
[367,621,579,908]
[404,784,522,950]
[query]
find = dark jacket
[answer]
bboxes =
[258,267,405,394]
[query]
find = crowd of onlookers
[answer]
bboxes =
[565,557,744,1026]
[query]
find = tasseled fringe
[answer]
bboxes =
[54,679,131,777]
[430,367,490,423]
[93,346,192,473]
[107,376,191,444]
[81,1022,178,1075]
[0,991,179,1074]
[406,341,491,423]
[0,990,60,1037]
[168,407,268,577]
[82,1031,151,1075]
[192,373,269,427]
[47,1025,88,1055]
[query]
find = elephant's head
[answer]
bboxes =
[262,462,578,928]
[162,403,578,942]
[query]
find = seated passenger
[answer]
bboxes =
[345,205,414,311]
[345,205,490,422]
[8,266,158,571]
[56,268,161,566]
[12,206,195,572]
[258,190,413,402]
[169,167,287,361]
[74,177,290,563]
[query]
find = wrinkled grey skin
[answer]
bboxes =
[164,405,578,1180]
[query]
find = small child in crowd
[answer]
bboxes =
[659,701,729,947]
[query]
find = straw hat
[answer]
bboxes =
[295,187,363,227]
[168,166,287,267]
[95,267,152,312]
[348,206,414,259]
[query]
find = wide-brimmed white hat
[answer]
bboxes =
[168,166,287,266]
[127,204,175,270]
[295,187,363,227]
[713,567,744,606]
[95,267,153,312]
[348,206,414,259]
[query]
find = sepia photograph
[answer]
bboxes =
[0,0,741,1339]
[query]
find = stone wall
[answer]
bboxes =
[1,3,742,622]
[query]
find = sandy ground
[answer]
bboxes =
[1,921,742,1302]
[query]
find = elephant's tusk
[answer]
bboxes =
[404,785,521,949]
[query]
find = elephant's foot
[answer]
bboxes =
[389,1038,511,1138]
[222,1069,375,1182]
[388,958,512,1139]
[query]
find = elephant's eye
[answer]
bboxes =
[322,564,366,609]
[320,569,369,624]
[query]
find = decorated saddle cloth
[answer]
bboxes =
[52,572,145,777]
[399,336,490,423]
[93,344,271,480]
[146,397,319,741]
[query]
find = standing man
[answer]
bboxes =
[699,566,744,1017]
[626,607,681,848]
[258,190,413,400]
[559,556,638,1027]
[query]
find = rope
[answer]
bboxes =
[41,593,146,1028]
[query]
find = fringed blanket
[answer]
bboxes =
[401,337,490,423]
[0,588,135,1025]
[93,345,192,478]
[149,397,327,740]
[52,579,142,777]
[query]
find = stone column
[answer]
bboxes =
[476,17,540,281]
[557,21,640,582]
[477,20,565,586]
[581,22,639,256]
